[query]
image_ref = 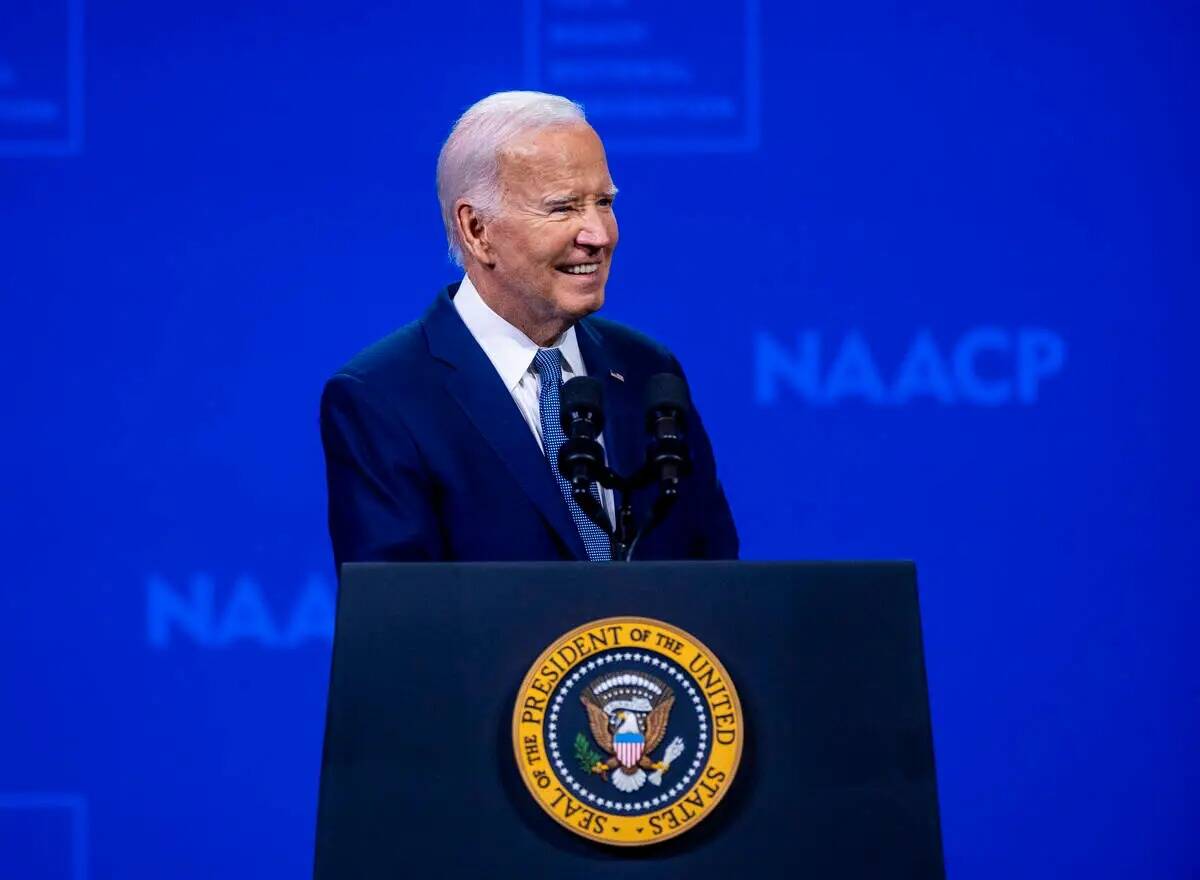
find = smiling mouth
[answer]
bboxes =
[557,263,600,275]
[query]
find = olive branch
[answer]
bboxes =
[574,732,605,774]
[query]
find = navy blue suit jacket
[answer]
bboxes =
[320,284,738,567]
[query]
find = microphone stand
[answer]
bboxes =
[572,464,680,562]
[570,469,631,560]
[623,484,678,562]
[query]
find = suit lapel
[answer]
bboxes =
[422,286,587,559]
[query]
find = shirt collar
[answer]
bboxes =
[453,274,585,390]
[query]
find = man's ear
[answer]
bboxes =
[456,201,495,267]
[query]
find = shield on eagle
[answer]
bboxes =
[614,729,644,768]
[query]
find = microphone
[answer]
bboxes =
[643,373,692,494]
[557,376,607,492]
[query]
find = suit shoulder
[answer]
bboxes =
[330,319,429,389]
[322,318,443,424]
[582,315,678,371]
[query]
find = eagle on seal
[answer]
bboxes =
[580,670,677,793]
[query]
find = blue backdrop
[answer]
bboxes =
[2,0,1197,877]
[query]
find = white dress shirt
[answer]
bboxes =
[453,274,616,527]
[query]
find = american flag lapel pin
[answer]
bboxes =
[610,370,625,382]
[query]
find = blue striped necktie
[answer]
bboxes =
[532,348,612,561]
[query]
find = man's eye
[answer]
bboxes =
[597,198,614,208]
[550,205,573,214]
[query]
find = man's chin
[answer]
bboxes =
[556,284,606,320]
[572,289,605,320]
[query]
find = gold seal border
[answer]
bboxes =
[511,615,744,847]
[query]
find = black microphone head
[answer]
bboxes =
[644,373,690,428]
[560,376,605,432]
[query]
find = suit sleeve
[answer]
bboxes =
[671,356,740,560]
[320,372,445,570]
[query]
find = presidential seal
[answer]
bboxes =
[512,617,743,846]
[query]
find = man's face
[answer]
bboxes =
[482,124,618,328]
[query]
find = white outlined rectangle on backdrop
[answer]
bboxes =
[524,0,760,153]
[0,0,85,157]
[0,793,88,880]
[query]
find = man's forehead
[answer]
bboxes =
[498,125,612,194]
[504,121,600,158]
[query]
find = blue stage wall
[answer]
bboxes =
[2,0,1197,877]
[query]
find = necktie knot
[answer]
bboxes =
[533,348,562,385]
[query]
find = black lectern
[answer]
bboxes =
[315,562,943,878]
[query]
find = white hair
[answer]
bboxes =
[436,91,588,266]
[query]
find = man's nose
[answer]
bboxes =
[575,208,614,250]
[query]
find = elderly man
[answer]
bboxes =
[320,91,737,566]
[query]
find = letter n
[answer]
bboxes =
[147,574,214,648]
[754,331,821,405]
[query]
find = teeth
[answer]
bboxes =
[564,264,599,275]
